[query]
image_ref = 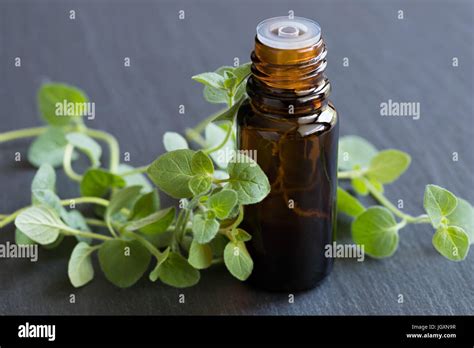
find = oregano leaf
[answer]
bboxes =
[351,206,399,258]
[146,149,195,199]
[432,226,469,261]
[423,185,458,228]
[224,241,253,281]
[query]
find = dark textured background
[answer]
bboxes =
[0,0,473,315]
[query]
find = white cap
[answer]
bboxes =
[256,16,321,50]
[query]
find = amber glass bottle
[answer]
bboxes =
[237,17,339,291]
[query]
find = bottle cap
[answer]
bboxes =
[256,16,321,50]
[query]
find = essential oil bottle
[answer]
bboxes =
[237,16,339,291]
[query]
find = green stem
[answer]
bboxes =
[63,144,83,182]
[120,165,148,176]
[85,218,108,227]
[362,178,429,224]
[0,208,27,229]
[337,169,366,180]
[84,128,120,173]
[61,225,113,241]
[190,108,229,135]
[0,127,47,143]
[213,178,230,185]
[204,123,233,155]
[0,197,110,229]
[185,128,208,148]
[60,196,109,207]
[127,231,164,260]
[211,257,224,265]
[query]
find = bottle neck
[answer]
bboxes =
[247,37,331,118]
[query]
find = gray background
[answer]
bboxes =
[0,0,473,315]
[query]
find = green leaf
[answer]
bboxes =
[210,234,228,257]
[203,86,228,104]
[192,214,220,244]
[223,71,237,90]
[28,127,77,168]
[191,150,214,175]
[68,242,96,287]
[149,247,170,282]
[38,83,88,126]
[14,206,64,245]
[188,241,213,269]
[147,149,195,199]
[351,177,368,195]
[224,241,253,281]
[232,63,251,83]
[192,72,225,89]
[208,189,238,219]
[31,164,56,204]
[188,175,212,196]
[63,210,91,243]
[15,229,36,245]
[446,198,474,244]
[105,186,142,224]
[226,153,270,204]
[423,185,458,228]
[42,234,65,250]
[80,168,126,197]
[130,190,160,220]
[233,228,252,242]
[125,207,175,235]
[98,239,151,288]
[366,150,411,184]
[213,97,244,123]
[66,132,102,167]
[117,164,153,193]
[432,226,470,261]
[163,132,189,152]
[337,187,365,217]
[205,123,235,169]
[351,206,399,258]
[338,136,378,170]
[31,189,64,214]
[153,252,200,288]
[368,177,384,193]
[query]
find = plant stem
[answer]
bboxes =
[337,169,366,179]
[63,144,83,182]
[120,165,148,176]
[84,128,120,173]
[211,257,224,265]
[0,127,47,143]
[204,123,233,155]
[213,178,230,185]
[60,196,109,207]
[127,231,165,260]
[185,128,208,148]
[0,208,28,229]
[0,197,110,230]
[85,218,108,227]
[191,108,229,135]
[362,178,430,224]
[61,225,113,241]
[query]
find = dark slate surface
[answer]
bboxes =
[0,0,473,315]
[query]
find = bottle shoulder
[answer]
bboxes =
[237,99,338,137]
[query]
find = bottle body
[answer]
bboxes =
[237,19,338,291]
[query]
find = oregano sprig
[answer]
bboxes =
[0,62,472,293]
